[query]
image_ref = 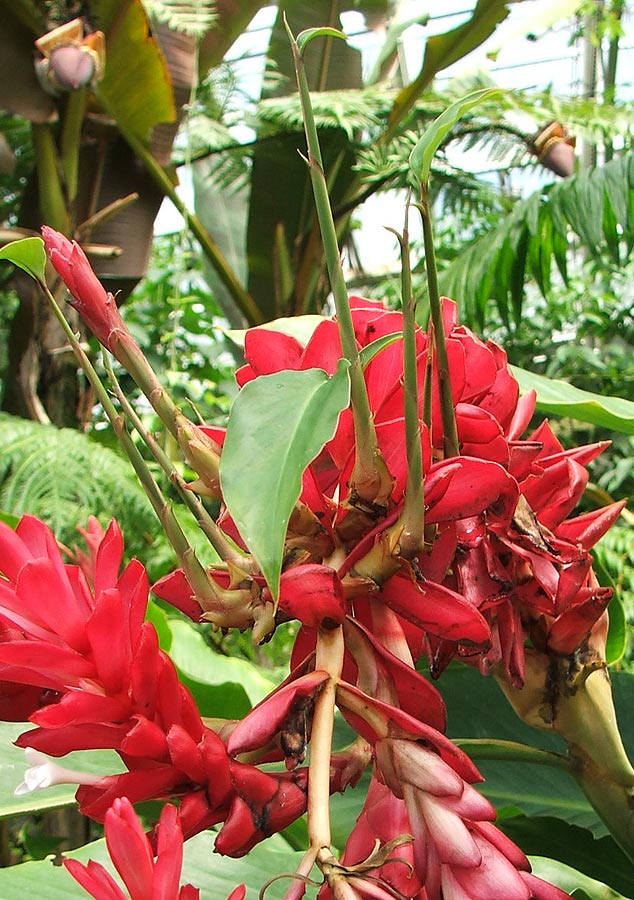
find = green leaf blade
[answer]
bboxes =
[296,26,347,55]
[0,237,46,281]
[513,367,634,434]
[220,361,351,598]
[409,88,505,185]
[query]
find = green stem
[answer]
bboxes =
[37,279,238,619]
[392,207,424,558]
[289,27,391,509]
[107,120,263,326]
[420,188,459,458]
[308,626,344,852]
[32,124,70,234]
[453,738,571,772]
[103,356,245,567]
[60,88,87,207]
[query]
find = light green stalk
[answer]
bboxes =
[288,23,392,512]
[387,206,424,558]
[419,188,459,458]
[36,277,251,628]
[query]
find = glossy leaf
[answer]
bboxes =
[94,0,176,144]
[499,814,634,898]
[513,366,634,434]
[165,618,278,713]
[0,237,46,281]
[435,665,634,842]
[410,89,505,186]
[0,830,302,900]
[220,361,351,598]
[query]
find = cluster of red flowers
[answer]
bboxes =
[0,230,619,900]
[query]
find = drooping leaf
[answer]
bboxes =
[94,0,176,144]
[513,367,634,434]
[220,361,351,598]
[0,829,301,899]
[0,236,46,280]
[409,89,505,186]
[442,153,634,323]
[388,0,512,133]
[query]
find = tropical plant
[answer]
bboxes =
[2,63,634,899]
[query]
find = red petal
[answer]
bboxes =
[547,590,612,654]
[227,670,328,756]
[278,564,345,629]
[105,797,154,900]
[382,572,491,647]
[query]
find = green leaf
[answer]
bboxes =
[0,830,302,900]
[0,237,46,281]
[591,556,626,665]
[513,367,634,434]
[423,664,603,831]
[359,331,401,368]
[224,315,325,349]
[296,26,347,55]
[0,722,119,819]
[499,815,634,898]
[409,89,504,185]
[220,361,351,598]
[94,0,176,144]
[388,0,511,132]
[165,618,277,714]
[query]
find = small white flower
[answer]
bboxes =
[15,748,103,795]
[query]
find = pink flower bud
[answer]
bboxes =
[42,226,127,351]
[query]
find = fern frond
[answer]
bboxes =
[0,413,160,560]
[142,0,216,38]
[439,152,634,329]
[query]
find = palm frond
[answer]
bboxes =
[142,0,216,38]
[439,152,634,329]
[0,413,160,559]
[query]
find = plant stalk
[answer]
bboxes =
[308,626,344,852]
[103,356,246,567]
[289,26,392,510]
[37,278,247,625]
[32,124,70,234]
[60,88,87,206]
[391,207,424,558]
[419,187,459,458]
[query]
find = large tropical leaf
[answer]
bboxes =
[440,152,634,328]
[514,366,634,434]
[386,0,513,136]
[0,829,301,900]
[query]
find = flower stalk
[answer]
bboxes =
[288,24,393,515]
[308,626,345,854]
[387,207,424,559]
[418,188,459,458]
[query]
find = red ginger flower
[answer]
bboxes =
[64,796,245,900]
[42,226,127,352]
[335,687,571,900]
